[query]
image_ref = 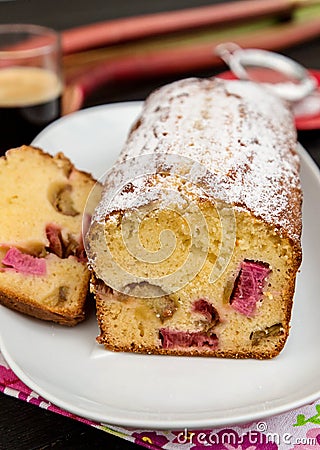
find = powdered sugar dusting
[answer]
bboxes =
[93,78,301,243]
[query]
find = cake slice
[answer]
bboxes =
[86,78,302,358]
[0,146,97,325]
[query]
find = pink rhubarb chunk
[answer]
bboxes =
[2,247,46,276]
[46,223,63,258]
[160,328,218,349]
[46,223,86,261]
[230,260,271,317]
[192,298,218,322]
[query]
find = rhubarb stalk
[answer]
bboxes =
[61,0,316,54]
[63,15,320,114]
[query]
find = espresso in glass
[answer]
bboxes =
[0,66,62,150]
[0,24,62,154]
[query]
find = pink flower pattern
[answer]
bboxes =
[132,431,170,449]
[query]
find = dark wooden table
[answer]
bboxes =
[0,1,320,449]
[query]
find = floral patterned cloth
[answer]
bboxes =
[1,351,319,450]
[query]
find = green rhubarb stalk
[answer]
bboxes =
[64,4,320,77]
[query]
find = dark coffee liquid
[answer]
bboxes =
[0,96,61,152]
[0,67,62,154]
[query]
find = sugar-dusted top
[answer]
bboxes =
[95,78,302,243]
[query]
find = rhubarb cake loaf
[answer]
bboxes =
[86,78,302,358]
[0,146,97,325]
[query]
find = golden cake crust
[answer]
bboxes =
[0,285,87,326]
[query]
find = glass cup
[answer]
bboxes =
[0,24,63,153]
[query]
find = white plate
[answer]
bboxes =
[0,103,320,430]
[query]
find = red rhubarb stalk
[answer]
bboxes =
[4,0,318,57]
[63,16,320,114]
[61,0,303,54]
